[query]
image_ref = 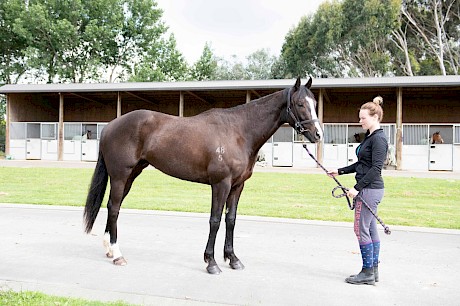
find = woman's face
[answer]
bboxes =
[359,109,379,131]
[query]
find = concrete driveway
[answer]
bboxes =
[1,204,459,305]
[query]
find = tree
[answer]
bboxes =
[12,0,166,83]
[245,49,276,80]
[0,0,28,84]
[214,55,246,80]
[130,34,189,82]
[400,0,459,75]
[280,0,401,78]
[99,0,167,82]
[214,49,276,80]
[191,43,218,81]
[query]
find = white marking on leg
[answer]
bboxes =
[306,96,323,140]
[103,233,113,258]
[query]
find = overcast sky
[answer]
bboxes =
[155,0,326,63]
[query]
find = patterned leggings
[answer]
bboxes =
[354,188,384,268]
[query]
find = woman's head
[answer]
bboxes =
[359,96,383,131]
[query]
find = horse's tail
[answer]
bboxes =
[84,151,108,234]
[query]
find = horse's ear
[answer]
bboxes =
[305,77,312,89]
[294,76,301,91]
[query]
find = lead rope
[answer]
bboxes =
[302,144,391,235]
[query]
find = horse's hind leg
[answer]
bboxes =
[104,162,148,265]
[104,179,128,265]
[224,183,245,270]
[204,179,231,274]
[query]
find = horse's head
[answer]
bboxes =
[432,131,444,144]
[286,77,323,143]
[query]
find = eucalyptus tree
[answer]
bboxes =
[400,0,459,75]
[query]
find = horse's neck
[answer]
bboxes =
[239,90,287,150]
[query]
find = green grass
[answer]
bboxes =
[0,289,133,306]
[0,167,459,229]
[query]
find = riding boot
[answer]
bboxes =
[349,266,379,282]
[373,241,380,282]
[374,265,379,282]
[345,268,375,285]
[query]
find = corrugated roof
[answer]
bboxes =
[0,75,459,94]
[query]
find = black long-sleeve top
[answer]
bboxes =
[338,128,388,191]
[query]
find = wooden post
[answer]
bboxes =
[246,91,251,104]
[317,88,325,164]
[117,92,122,118]
[5,95,10,156]
[396,87,403,170]
[179,91,184,117]
[58,93,64,161]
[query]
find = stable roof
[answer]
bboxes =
[0,75,459,94]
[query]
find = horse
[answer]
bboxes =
[83,77,323,274]
[431,131,444,144]
[353,132,366,143]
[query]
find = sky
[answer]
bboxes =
[155,0,326,63]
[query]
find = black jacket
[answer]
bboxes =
[338,128,388,191]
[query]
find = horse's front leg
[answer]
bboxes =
[224,183,245,270]
[204,179,231,274]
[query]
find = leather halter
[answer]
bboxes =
[286,88,319,134]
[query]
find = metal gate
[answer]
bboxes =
[9,123,26,159]
[26,123,41,160]
[41,123,58,160]
[323,124,347,168]
[272,126,293,166]
[64,123,82,161]
[402,124,429,170]
[81,124,98,161]
[454,125,460,171]
[428,125,453,171]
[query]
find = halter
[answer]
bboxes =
[286,88,320,135]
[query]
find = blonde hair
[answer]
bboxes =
[361,96,384,122]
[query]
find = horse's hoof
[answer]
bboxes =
[106,252,113,258]
[206,265,222,275]
[113,256,127,266]
[230,260,245,270]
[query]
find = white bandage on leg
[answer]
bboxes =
[111,243,122,260]
[103,233,112,257]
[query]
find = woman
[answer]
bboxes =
[328,96,388,285]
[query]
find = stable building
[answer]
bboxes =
[1,75,459,171]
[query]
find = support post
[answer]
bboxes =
[117,92,122,118]
[179,91,184,117]
[317,88,325,164]
[5,95,10,156]
[396,87,403,170]
[58,93,64,161]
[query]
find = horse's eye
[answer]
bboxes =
[297,103,305,108]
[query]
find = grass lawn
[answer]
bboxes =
[1,166,459,229]
[0,289,133,306]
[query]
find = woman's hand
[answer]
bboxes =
[327,169,338,178]
[347,187,359,198]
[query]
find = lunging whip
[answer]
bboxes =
[303,144,391,235]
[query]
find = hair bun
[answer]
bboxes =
[373,96,383,106]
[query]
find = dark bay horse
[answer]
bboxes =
[84,77,323,274]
